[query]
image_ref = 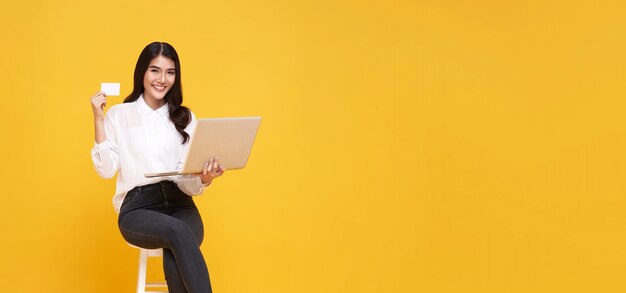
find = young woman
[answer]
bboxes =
[90,42,222,293]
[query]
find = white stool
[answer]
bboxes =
[129,244,168,293]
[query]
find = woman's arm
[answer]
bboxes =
[91,91,107,143]
[175,157,225,195]
[90,91,120,178]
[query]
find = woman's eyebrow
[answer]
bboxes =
[148,65,176,71]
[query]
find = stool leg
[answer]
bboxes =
[137,249,148,293]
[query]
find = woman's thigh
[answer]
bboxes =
[118,209,199,249]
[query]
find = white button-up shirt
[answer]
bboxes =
[91,95,206,213]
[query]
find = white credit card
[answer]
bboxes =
[101,82,120,96]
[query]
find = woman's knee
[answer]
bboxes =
[164,221,200,247]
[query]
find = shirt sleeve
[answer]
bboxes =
[90,113,120,178]
[173,111,207,196]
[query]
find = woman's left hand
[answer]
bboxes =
[199,157,225,184]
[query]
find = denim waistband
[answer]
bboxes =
[129,180,176,195]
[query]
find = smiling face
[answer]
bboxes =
[142,55,176,109]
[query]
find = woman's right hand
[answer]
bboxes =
[90,91,107,121]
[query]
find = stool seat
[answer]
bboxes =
[127,243,164,256]
[127,243,168,293]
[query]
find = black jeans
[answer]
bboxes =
[118,180,212,293]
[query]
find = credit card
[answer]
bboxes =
[101,82,120,96]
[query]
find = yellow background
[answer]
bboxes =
[1,0,626,292]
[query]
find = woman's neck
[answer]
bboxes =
[143,94,166,110]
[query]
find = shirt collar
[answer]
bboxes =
[137,94,169,116]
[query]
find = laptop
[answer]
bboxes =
[144,116,261,178]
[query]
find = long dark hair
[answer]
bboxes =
[124,42,191,144]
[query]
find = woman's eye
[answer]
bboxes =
[167,71,175,75]
[151,69,158,73]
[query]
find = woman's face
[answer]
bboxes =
[143,55,176,106]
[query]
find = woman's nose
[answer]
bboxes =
[159,72,166,82]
